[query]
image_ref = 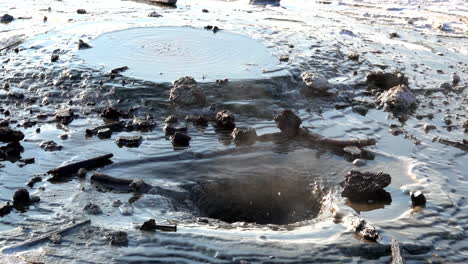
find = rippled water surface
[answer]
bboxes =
[0,0,467,263]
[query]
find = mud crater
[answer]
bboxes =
[188,176,324,225]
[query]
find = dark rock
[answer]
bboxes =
[78,39,92,50]
[55,109,74,125]
[273,110,301,135]
[170,132,191,147]
[410,191,426,207]
[341,170,392,203]
[202,9,209,13]
[351,217,379,241]
[101,107,123,120]
[462,120,468,131]
[0,202,13,217]
[115,136,142,148]
[83,203,102,215]
[249,0,281,6]
[106,231,128,246]
[163,124,187,135]
[213,26,219,33]
[148,11,162,17]
[215,110,235,129]
[51,54,59,62]
[348,53,360,61]
[0,128,25,143]
[110,66,129,74]
[39,140,63,152]
[279,55,289,62]
[192,116,208,127]
[18,158,35,167]
[140,219,157,231]
[352,105,368,116]
[152,0,177,5]
[389,32,400,38]
[0,120,9,127]
[231,127,257,145]
[76,9,87,14]
[164,115,178,123]
[169,76,206,105]
[0,142,24,162]
[343,146,362,157]
[132,118,155,131]
[301,71,333,94]
[97,128,112,139]
[366,70,408,92]
[423,124,436,133]
[13,188,32,207]
[27,176,42,188]
[1,14,14,23]
[452,73,460,87]
[377,85,417,113]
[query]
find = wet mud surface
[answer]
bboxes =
[0,0,467,263]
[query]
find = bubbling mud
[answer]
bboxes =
[188,176,324,225]
[78,27,286,83]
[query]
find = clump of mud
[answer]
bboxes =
[188,176,324,225]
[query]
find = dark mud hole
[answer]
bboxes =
[188,176,323,225]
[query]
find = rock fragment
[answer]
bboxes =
[300,71,334,94]
[340,170,392,203]
[273,110,301,135]
[40,140,63,152]
[377,85,417,113]
[0,14,14,23]
[0,202,13,217]
[366,70,408,92]
[26,176,42,188]
[13,188,32,207]
[97,128,112,139]
[231,127,257,145]
[116,136,142,148]
[170,132,191,147]
[101,107,123,120]
[164,115,178,123]
[76,9,87,14]
[0,128,25,143]
[451,72,461,87]
[152,0,177,5]
[55,109,74,125]
[169,76,206,105]
[83,203,102,215]
[106,231,128,246]
[78,39,92,50]
[140,219,157,231]
[215,110,235,129]
[148,11,162,17]
[410,191,426,207]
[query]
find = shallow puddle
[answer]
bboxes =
[79,26,286,83]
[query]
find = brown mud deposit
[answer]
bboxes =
[0,0,467,263]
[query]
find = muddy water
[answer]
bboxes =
[79,26,285,82]
[0,0,467,263]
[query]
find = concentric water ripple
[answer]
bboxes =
[79,27,285,83]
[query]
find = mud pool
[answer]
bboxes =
[0,0,467,263]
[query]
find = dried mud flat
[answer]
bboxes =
[0,0,467,263]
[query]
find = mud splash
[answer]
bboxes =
[0,0,467,263]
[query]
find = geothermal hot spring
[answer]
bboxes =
[79,26,286,82]
[0,0,467,263]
